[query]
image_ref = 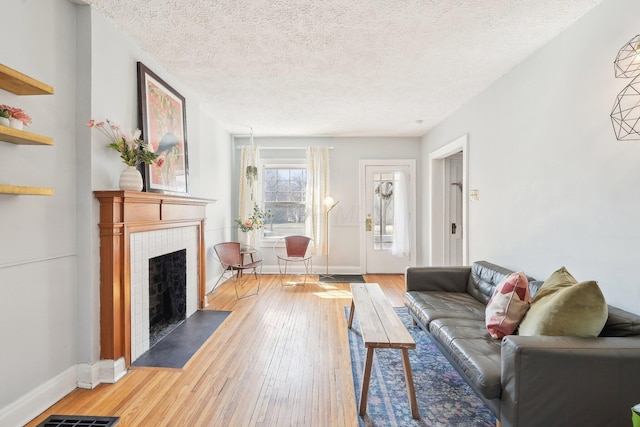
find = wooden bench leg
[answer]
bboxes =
[347,300,356,329]
[401,348,420,419]
[359,347,375,416]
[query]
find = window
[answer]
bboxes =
[262,164,307,238]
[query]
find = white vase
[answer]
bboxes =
[0,117,9,127]
[9,118,23,130]
[239,231,253,248]
[119,166,143,191]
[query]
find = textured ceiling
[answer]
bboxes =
[84,0,603,137]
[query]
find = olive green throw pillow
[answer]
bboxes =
[518,267,607,337]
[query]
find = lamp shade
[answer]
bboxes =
[611,77,640,140]
[614,35,640,79]
[324,196,335,207]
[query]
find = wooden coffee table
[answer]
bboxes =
[348,282,419,419]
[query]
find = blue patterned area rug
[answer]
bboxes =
[346,307,496,427]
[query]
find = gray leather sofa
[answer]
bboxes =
[403,260,640,427]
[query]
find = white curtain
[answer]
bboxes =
[305,146,330,255]
[238,145,259,241]
[391,170,410,257]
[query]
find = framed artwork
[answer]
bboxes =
[137,62,189,195]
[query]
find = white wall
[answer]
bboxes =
[234,136,422,272]
[200,116,234,292]
[422,0,640,314]
[0,0,79,413]
[1,1,232,424]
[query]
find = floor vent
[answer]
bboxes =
[37,415,119,427]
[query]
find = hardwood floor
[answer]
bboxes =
[27,274,406,427]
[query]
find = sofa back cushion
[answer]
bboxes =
[528,280,544,299]
[601,306,640,337]
[468,261,516,305]
[518,267,608,337]
[485,272,531,338]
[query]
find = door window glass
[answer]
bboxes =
[373,172,395,250]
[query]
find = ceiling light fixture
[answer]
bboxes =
[614,35,640,78]
[611,35,640,140]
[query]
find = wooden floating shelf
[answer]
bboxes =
[0,64,54,95]
[0,64,55,197]
[0,184,54,196]
[0,124,53,145]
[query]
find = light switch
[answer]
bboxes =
[470,189,480,201]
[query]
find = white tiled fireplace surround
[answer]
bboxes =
[130,226,199,362]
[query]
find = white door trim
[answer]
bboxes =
[359,159,417,273]
[429,135,469,266]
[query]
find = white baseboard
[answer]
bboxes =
[76,361,99,389]
[77,357,127,388]
[0,366,77,427]
[261,265,362,275]
[99,358,127,384]
[0,359,128,427]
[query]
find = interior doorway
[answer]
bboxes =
[445,153,463,265]
[359,160,417,273]
[429,135,469,266]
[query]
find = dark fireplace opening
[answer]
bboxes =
[148,249,187,348]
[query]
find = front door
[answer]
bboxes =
[360,160,416,273]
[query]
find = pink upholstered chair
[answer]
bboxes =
[213,242,262,299]
[273,235,315,285]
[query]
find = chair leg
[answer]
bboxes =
[278,259,287,286]
[278,259,315,286]
[234,266,261,299]
[301,258,312,284]
[210,267,232,294]
[295,260,308,285]
[279,260,299,286]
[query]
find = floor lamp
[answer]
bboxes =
[320,196,339,281]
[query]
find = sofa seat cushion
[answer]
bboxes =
[404,291,486,327]
[429,318,502,399]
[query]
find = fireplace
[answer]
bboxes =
[129,227,199,361]
[95,191,214,367]
[149,249,187,347]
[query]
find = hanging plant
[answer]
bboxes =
[246,165,258,183]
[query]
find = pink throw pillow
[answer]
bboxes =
[485,272,531,339]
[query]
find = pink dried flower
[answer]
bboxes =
[0,104,32,126]
[87,118,159,166]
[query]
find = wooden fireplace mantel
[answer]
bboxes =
[94,190,215,366]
